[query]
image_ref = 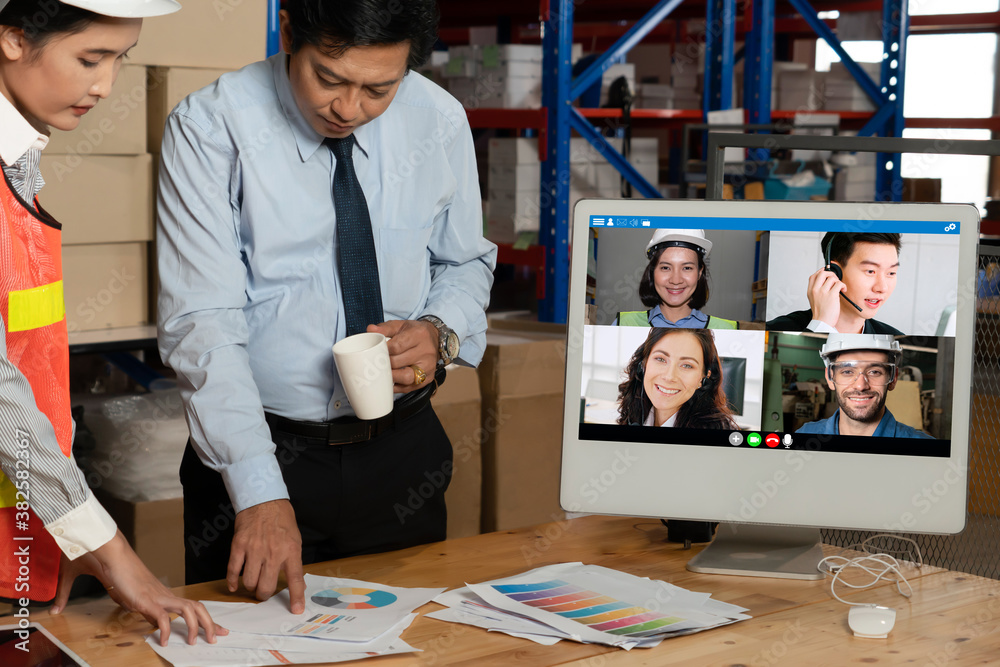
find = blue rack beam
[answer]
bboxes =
[744,0,775,162]
[704,0,736,114]
[876,0,908,201]
[539,0,575,323]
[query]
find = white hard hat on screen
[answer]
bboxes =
[819,333,902,366]
[0,0,180,17]
[645,229,713,261]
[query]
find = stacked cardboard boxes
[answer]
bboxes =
[432,366,484,539]
[834,152,877,201]
[445,45,544,109]
[485,137,658,244]
[779,70,827,112]
[825,62,881,112]
[444,44,584,109]
[41,64,153,334]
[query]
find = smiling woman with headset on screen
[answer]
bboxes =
[614,229,740,330]
[0,0,223,644]
[617,327,737,429]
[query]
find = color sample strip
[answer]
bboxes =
[558,601,633,619]
[590,611,669,632]
[526,590,604,608]
[605,616,684,636]
[571,606,650,625]
[493,580,568,594]
[508,584,581,602]
[542,595,617,613]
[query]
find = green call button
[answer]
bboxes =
[747,433,762,447]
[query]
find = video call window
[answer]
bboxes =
[580,214,959,459]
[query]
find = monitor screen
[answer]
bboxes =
[561,200,977,554]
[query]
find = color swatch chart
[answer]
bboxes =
[287,612,354,636]
[492,579,683,636]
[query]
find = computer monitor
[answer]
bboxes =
[560,199,978,579]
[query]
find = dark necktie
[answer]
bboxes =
[327,136,384,336]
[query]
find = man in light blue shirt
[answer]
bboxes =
[795,333,932,439]
[157,0,496,613]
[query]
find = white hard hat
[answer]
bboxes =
[0,0,181,18]
[645,229,712,260]
[820,333,902,366]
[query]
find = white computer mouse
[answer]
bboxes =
[848,605,896,638]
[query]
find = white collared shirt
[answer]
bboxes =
[0,93,48,202]
[645,409,678,427]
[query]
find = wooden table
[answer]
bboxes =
[5,515,1000,665]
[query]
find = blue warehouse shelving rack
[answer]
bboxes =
[266,1,1000,324]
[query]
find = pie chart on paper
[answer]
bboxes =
[311,587,398,609]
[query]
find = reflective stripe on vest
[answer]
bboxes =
[618,310,739,330]
[708,316,739,330]
[8,280,65,332]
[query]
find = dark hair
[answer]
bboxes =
[0,0,100,48]
[638,245,710,311]
[617,328,736,429]
[284,0,438,70]
[821,232,902,267]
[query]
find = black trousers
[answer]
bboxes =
[180,404,452,585]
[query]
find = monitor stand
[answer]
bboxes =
[685,523,826,580]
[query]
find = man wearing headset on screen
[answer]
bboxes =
[767,232,903,335]
[796,334,932,438]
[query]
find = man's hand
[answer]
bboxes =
[807,267,845,329]
[228,499,306,614]
[368,320,439,393]
[50,531,228,647]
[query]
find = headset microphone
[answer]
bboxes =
[825,233,863,313]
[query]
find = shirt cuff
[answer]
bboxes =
[807,319,838,334]
[220,455,290,514]
[44,492,117,560]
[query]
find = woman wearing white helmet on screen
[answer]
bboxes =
[0,0,224,644]
[615,229,739,330]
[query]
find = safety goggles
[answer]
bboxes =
[828,361,897,386]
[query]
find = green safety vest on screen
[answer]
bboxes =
[616,310,739,330]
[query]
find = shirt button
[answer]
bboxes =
[334,401,342,409]
[69,546,80,554]
[53,527,64,537]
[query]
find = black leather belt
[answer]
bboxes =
[265,367,446,445]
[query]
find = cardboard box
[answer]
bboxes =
[39,154,153,244]
[147,67,232,153]
[127,0,267,69]
[903,178,943,203]
[478,322,568,531]
[93,490,184,587]
[433,366,483,538]
[63,243,150,332]
[45,66,147,155]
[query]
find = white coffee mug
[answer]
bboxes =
[332,332,394,420]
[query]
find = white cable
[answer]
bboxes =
[817,534,922,607]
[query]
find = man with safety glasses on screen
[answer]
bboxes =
[796,334,932,438]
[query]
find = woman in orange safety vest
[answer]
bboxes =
[0,0,223,645]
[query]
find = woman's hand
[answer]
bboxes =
[50,531,228,646]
